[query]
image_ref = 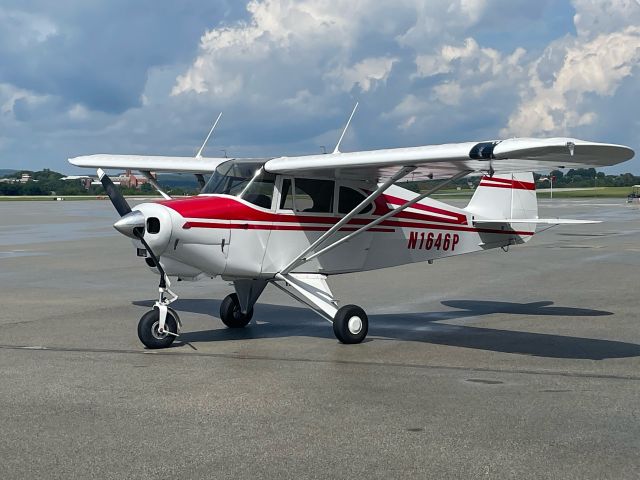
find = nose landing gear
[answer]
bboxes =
[138,306,180,349]
[135,228,183,349]
[137,279,182,349]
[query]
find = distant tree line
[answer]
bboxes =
[0,169,200,196]
[405,168,640,192]
[534,168,637,188]
[3,167,639,197]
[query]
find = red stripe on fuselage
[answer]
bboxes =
[161,194,468,226]
[479,176,536,190]
[183,222,394,233]
[162,196,534,236]
[380,194,468,224]
[184,220,533,236]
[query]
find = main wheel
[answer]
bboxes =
[220,293,253,328]
[137,308,178,349]
[333,305,368,344]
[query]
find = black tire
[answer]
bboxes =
[137,308,178,349]
[220,293,253,328]
[333,305,368,344]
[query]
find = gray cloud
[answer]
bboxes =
[0,1,242,113]
[0,0,638,174]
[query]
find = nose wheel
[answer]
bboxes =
[138,307,179,349]
[333,305,368,344]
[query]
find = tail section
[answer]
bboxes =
[465,173,537,243]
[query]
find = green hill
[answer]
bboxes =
[0,169,18,178]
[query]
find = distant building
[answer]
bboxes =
[19,173,33,183]
[61,175,95,189]
[112,170,149,189]
[86,170,152,189]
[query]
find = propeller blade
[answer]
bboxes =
[97,168,131,217]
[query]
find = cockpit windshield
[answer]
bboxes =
[202,160,265,195]
[201,160,275,209]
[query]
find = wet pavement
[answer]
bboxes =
[0,199,639,479]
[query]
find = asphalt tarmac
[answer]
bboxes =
[0,198,639,479]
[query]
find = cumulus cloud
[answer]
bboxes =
[169,0,640,171]
[172,0,410,102]
[573,0,640,36]
[328,57,398,93]
[396,0,489,50]
[414,38,527,95]
[169,0,540,151]
[0,0,638,173]
[504,26,640,136]
[503,0,640,137]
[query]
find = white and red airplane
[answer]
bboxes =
[69,112,634,348]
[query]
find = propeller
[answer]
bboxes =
[98,167,145,237]
[98,168,145,239]
[97,168,168,289]
[97,168,132,217]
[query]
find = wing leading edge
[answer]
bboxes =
[69,154,235,174]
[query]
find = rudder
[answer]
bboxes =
[465,173,537,242]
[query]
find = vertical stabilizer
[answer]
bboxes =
[465,173,537,242]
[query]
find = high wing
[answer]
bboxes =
[68,154,234,173]
[264,137,634,181]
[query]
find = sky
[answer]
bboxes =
[1,0,639,174]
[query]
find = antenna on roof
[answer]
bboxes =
[333,102,358,154]
[196,112,223,158]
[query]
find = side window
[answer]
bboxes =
[295,179,334,213]
[243,173,275,209]
[279,179,295,210]
[338,186,372,214]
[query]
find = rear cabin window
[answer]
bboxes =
[338,186,372,214]
[295,179,334,213]
[279,178,335,213]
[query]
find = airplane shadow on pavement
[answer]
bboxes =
[133,298,639,360]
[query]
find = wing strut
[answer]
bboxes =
[271,273,338,322]
[141,170,172,200]
[281,169,471,273]
[280,165,416,274]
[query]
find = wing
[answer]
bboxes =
[264,137,634,181]
[69,154,235,174]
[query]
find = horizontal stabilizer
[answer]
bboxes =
[473,218,600,225]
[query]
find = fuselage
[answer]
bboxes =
[130,178,534,281]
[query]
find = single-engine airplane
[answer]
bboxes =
[69,110,634,348]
